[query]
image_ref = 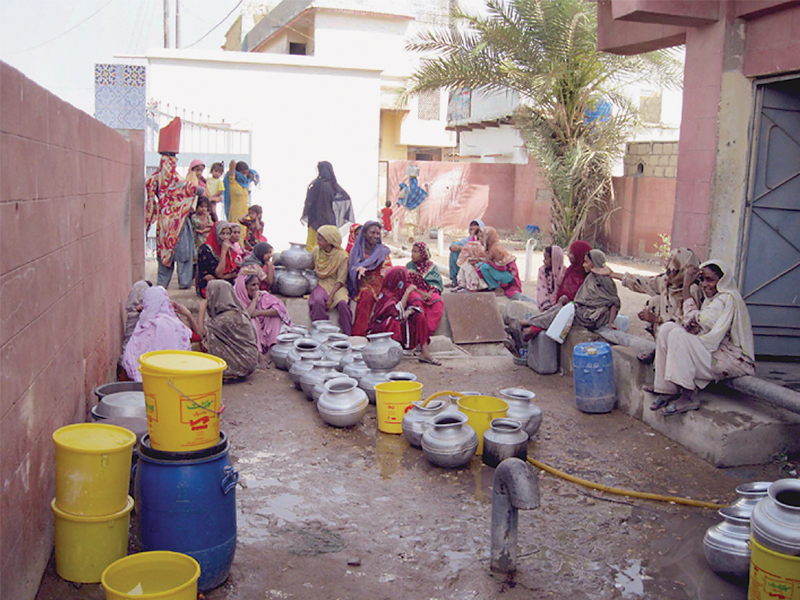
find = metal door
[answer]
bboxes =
[741,79,800,356]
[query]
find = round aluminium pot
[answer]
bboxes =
[482,418,529,468]
[362,332,403,371]
[300,361,340,401]
[286,338,322,370]
[94,382,143,401]
[340,346,363,370]
[318,377,369,428]
[277,269,309,297]
[343,354,370,382]
[310,320,336,332]
[702,506,752,579]
[387,371,417,383]
[281,242,314,271]
[324,341,352,369]
[421,412,478,469]
[92,391,146,420]
[273,266,286,290]
[285,325,308,336]
[498,388,543,438]
[304,270,319,291]
[321,333,348,348]
[358,368,391,405]
[312,372,343,403]
[310,324,341,344]
[289,350,324,390]
[402,398,450,448]
[269,333,302,371]
[751,478,800,556]
[730,481,771,516]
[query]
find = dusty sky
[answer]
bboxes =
[0,0,244,114]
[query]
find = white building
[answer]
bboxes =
[144,0,458,248]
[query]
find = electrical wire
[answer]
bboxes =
[183,0,243,49]
[9,0,119,55]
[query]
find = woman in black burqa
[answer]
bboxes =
[301,161,354,251]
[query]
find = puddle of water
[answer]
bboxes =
[255,493,303,525]
[612,559,646,598]
[375,435,410,480]
[444,550,474,575]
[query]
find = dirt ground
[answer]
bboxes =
[33,255,787,600]
[36,351,783,600]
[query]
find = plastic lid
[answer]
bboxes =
[139,350,226,374]
[53,423,136,452]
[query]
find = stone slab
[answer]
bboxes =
[441,292,506,344]
[612,346,800,467]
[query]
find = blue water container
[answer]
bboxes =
[573,342,616,414]
[135,432,237,592]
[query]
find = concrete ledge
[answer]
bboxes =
[612,346,800,467]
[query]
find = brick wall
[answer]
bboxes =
[623,141,679,178]
[0,61,143,598]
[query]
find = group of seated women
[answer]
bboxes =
[506,240,756,417]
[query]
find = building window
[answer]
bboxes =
[418,90,441,121]
[289,42,307,55]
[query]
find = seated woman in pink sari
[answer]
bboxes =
[477,226,523,298]
[234,270,292,362]
[121,286,192,381]
[367,267,441,366]
[406,242,445,335]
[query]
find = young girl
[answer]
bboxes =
[206,162,225,221]
[191,197,213,250]
[229,223,245,269]
[536,246,566,310]
[381,200,393,233]
[240,205,267,253]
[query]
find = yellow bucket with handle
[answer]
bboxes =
[456,395,509,455]
[139,351,227,452]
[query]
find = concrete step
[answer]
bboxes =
[612,346,800,467]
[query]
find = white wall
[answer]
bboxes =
[146,50,382,250]
[314,11,411,71]
[459,125,527,164]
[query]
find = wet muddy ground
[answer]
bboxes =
[36,354,783,600]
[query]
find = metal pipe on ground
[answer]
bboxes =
[490,457,540,573]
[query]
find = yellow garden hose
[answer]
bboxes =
[526,456,726,509]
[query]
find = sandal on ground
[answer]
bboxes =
[419,356,442,366]
[649,392,680,411]
[661,401,700,416]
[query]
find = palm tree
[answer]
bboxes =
[406,0,682,246]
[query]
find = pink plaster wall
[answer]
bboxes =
[386,160,551,235]
[0,61,144,599]
[743,3,800,76]
[605,176,677,257]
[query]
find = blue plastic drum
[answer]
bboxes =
[134,432,237,591]
[573,342,616,414]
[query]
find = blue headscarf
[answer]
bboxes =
[347,221,390,298]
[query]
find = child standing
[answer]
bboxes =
[229,223,245,269]
[381,200,393,233]
[240,205,267,253]
[206,162,225,221]
[191,197,213,250]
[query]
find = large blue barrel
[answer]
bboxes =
[573,342,616,413]
[134,432,237,592]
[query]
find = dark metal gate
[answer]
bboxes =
[741,79,800,357]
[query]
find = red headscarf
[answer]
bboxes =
[206,221,238,275]
[368,267,424,331]
[557,240,592,301]
[346,223,362,254]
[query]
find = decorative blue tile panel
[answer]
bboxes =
[94,63,145,129]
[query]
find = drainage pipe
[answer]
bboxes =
[491,458,540,573]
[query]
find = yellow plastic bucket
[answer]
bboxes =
[53,423,136,516]
[748,537,800,600]
[139,351,227,452]
[457,395,509,455]
[375,381,423,434]
[52,495,134,583]
[102,551,200,600]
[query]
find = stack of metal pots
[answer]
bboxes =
[276,242,315,297]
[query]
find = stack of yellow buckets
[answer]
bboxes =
[51,423,136,583]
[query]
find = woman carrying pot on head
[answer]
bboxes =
[196,220,239,298]
[233,272,291,366]
[309,225,353,334]
[448,219,484,286]
[121,286,192,381]
[406,242,445,335]
[649,260,755,416]
[198,280,259,381]
[367,267,441,366]
[348,220,392,336]
[608,247,703,361]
